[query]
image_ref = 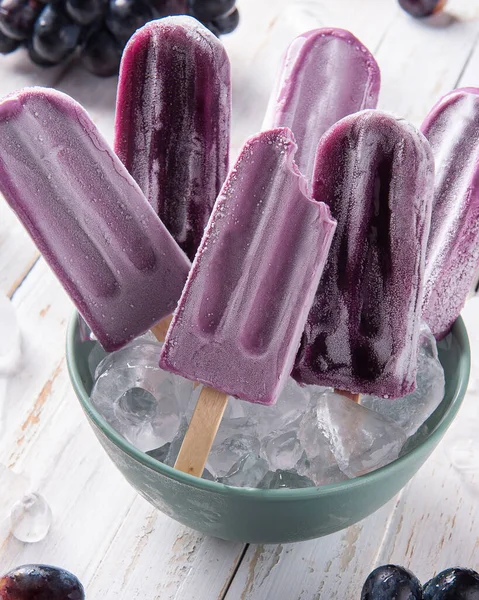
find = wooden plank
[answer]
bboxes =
[224,500,401,600]
[0,260,245,597]
[456,31,479,87]
[0,48,66,96]
[86,496,245,600]
[0,202,38,297]
[375,0,479,124]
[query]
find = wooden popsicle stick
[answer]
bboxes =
[150,314,173,343]
[174,386,229,477]
[334,388,361,404]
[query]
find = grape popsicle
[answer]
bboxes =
[293,110,434,399]
[160,128,336,475]
[0,87,191,352]
[263,28,380,182]
[421,88,479,340]
[115,17,231,261]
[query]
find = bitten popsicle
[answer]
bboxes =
[0,87,191,352]
[293,110,434,398]
[160,128,336,475]
[263,28,380,182]
[421,87,479,340]
[115,16,231,261]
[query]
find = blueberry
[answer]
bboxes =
[0,564,85,600]
[398,0,446,18]
[423,568,479,599]
[361,564,423,600]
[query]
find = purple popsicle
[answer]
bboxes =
[0,87,190,352]
[160,128,336,406]
[115,16,231,261]
[263,28,380,182]
[421,88,479,340]
[293,110,434,398]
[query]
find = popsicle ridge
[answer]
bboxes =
[293,110,434,398]
[160,127,336,405]
[0,87,191,351]
[421,87,479,339]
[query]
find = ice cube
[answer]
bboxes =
[208,434,261,479]
[362,323,445,436]
[313,390,407,478]
[220,453,269,488]
[297,412,347,485]
[242,377,314,438]
[10,492,52,543]
[258,469,315,489]
[91,341,196,451]
[146,443,171,463]
[262,424,304,471]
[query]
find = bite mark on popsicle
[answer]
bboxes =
[161,128,336,476]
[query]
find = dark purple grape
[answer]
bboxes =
[27,38,56,65]
[189,0,235,20]
[0,564,85,600]
[32,4,82,63]
[151,0,188,18]
[81,26,122,76]
[211,7,238,34]
[0,29,20,52]
[105,0,153,45]
[0,0,43,40]
[398,0,446,18]
[424,568,479,599]
[361,565,423,600]
[203,20,220,36]
[66,0,108,25]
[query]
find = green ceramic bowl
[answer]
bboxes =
[66,312,470,544]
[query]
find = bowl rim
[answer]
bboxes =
[67,312,470,501]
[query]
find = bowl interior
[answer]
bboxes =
[67,313,470,497]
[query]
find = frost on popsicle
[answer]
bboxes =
[160,127,336,405]
[263,27,380,182]
[421,87,479,340]
[293,110,435,398]
[0,87,190,352]
[115,17,231,261]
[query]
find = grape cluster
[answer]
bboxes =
[0,0,239,76]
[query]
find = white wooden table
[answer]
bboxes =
[1,1,479,597]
